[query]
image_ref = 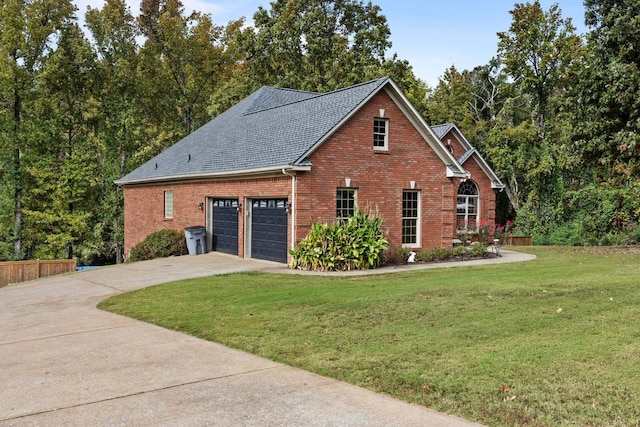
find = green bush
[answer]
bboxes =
[452,245,467,258]
[432,247,452,261]
[416,248,434,262]
[468,242,488,257]
[128,229,187,262]
[546,222,585,246]
[386,247,410,264]
[289,208,389,271]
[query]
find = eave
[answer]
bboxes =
[114,164,311,187]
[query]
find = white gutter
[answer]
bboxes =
[282,169,296,251]
[114,164,312,186]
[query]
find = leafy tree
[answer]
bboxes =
[493,1,583,235]
[0,0,76,260]
[86,0,142,263]
[237,0,392,92]
[497,0,583,130]
[23,22,99,259]
[425,66,475,132]
[138,0,243,137]
[572,0,640,185]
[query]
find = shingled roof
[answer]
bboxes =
[116,78,466,185]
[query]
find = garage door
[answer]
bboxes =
[212,199,239,255]
[251,199,288,263]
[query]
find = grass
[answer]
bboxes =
[98,247,640,426]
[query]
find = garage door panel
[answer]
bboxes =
[212,199,238,255]
[251,199,288,263]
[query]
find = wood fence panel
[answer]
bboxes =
[504,236,533,246]
[0,260,77,287]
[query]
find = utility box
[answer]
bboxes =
[184,226,207,255]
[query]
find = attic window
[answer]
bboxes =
[373,118,389,151]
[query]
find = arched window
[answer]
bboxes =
[457,180,478,229]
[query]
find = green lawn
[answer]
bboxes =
[99,247,640,426]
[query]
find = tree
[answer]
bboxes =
[22,22,99,260]
[86,0,142,263]
[425,66,475,132]
[138,0,243,137]
[494,1,584,236]
[572,0,640,185]
[238,0,392,92]
[0,0,76,260]
[497,1,583,130]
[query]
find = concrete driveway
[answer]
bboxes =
[0,251,525,426]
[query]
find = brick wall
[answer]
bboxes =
[298,90,460,250]
[123,177,291,258]
[441,131,497,232]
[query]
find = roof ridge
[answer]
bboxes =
[243,77,389,116]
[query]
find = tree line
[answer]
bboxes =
[0,0,638,263]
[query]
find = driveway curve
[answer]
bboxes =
[0,251,532,426]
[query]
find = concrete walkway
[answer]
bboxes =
[0,250,534,426]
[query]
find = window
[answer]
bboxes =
[164,190,173,218]
[457,180,478,229]
[402,190,420,246]
[373,118,388,150]
[336,188,357,220]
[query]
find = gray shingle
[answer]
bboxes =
[430,123,455,140]
[117,78,389,184]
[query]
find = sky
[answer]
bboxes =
[74,0,589,88]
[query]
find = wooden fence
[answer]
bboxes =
[503,236,533,246]
[0,259,77,287]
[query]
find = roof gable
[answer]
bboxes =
[431,123,505,189]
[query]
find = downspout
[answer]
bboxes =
[282,169,296,251]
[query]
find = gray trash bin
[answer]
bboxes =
[184,226,207,255]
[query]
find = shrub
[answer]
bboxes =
[432,247,452,261]
[128,229,187,262]
[468,242,488,257]
[387,247,410,264]
[546,222,585,246]
[452,245,467,258]
[289,208,389,271]
[416,248,434,262]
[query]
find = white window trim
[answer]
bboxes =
[456,180,479,230]
[164,190,174,219]
[373,117,389,151]
[402,190,420,248]
[336,188,357,221]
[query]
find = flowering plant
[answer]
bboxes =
[494,220,515,242]
[457,219,495,243]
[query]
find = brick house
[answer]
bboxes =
[116,78,504,263]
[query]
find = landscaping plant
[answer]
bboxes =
[128,229,187,262]
[289,208,388,271]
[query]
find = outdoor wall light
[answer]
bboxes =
[285,202,290,213]
[197,202,204,210]
[236,203,242,212]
